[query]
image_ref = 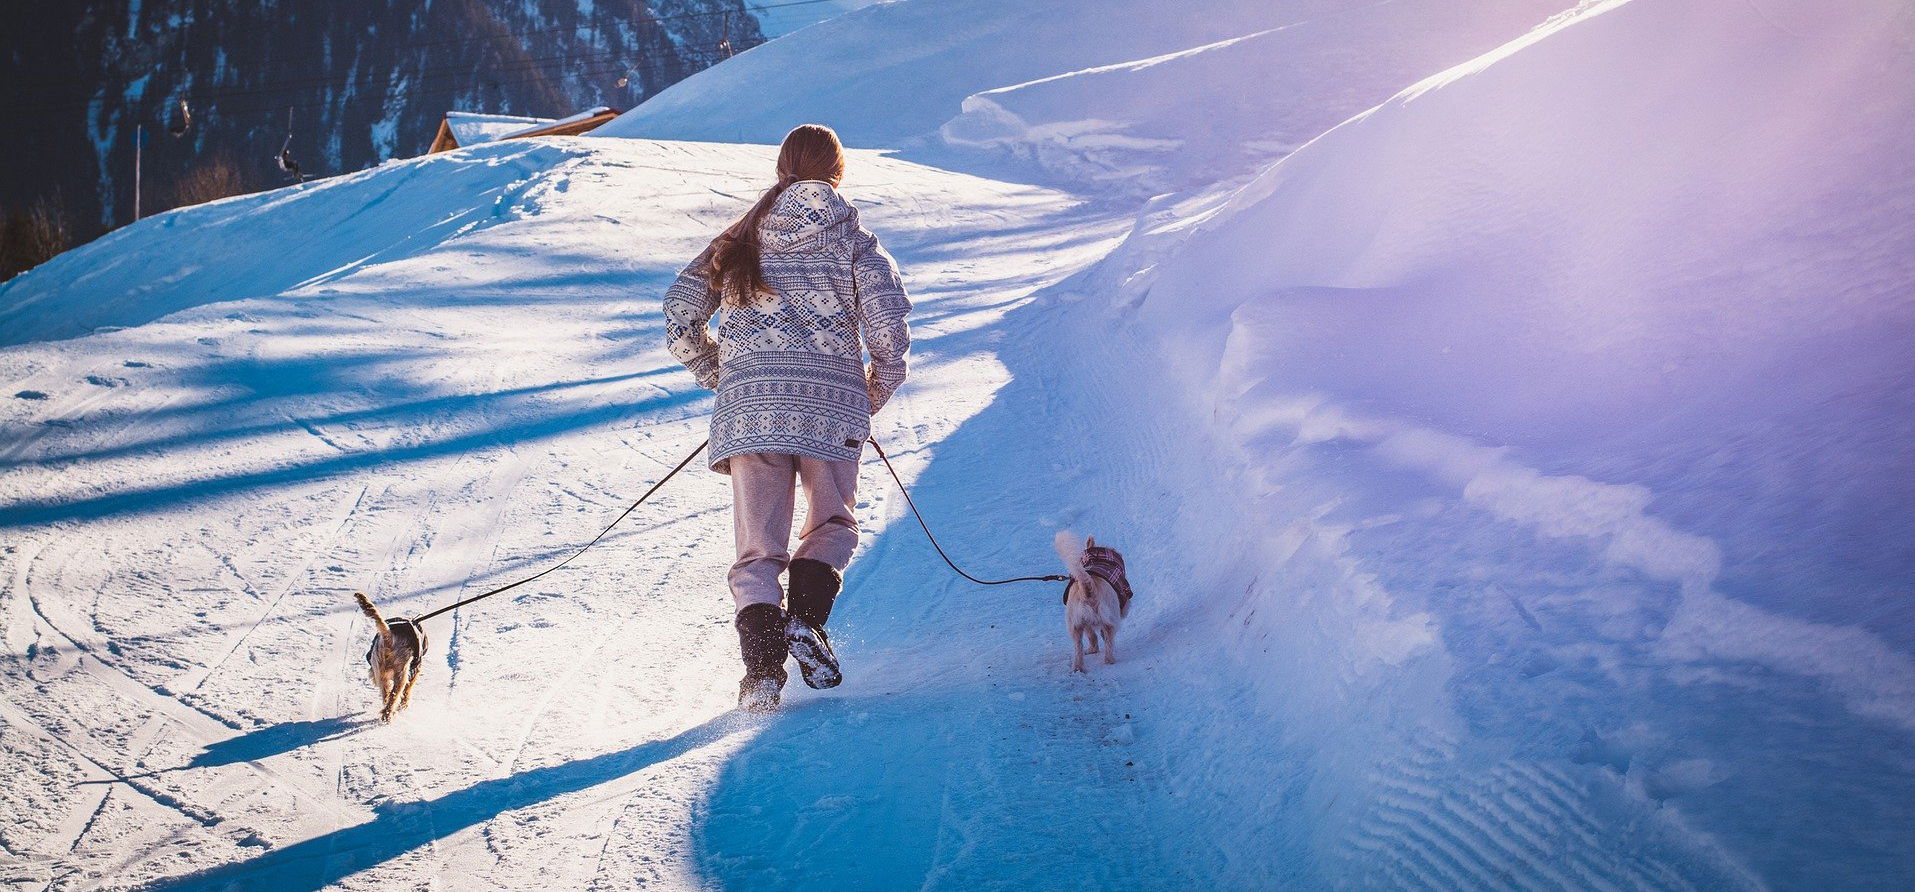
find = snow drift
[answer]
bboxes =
[606,0,1568,196]
[1080,0,1915,883]
[600,0,1312,146]
[938,0,1566,193]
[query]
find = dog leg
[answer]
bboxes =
[380,667,400,723]
[1102,624,1117,664]
[399,659,421,710]
[371,661,394,720]
[1071,626,1087,673]
[1086,626,1099,654]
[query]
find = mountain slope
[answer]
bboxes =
[0,0,762,232]
[937,0,1566,193]
[599,0,1308,146]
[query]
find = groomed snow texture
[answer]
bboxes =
[2,0,1911,889]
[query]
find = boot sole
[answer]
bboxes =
[786,625,842,690]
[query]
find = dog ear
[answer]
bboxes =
[1086,535,1096,549]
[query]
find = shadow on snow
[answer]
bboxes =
[134,713,750,892]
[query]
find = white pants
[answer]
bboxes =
[727,452,860,611]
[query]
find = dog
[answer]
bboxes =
[354,592,426,722]
[1054,531,1133,673]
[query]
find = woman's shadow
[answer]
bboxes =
[133,712,750,892]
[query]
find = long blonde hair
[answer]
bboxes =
[710,124,846,305]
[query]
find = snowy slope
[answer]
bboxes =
[599,0,1318,145]
[4,0,1913,888]
[604,0,1574,193]
[938,0,1567,193]
[1073,0,1915,884]
[748,0,882,38]
[0,143,590,347]
[0,136,1146,890]
[0,133,1750,891]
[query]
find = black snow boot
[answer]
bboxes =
[735,603,789,713]
[784,558,842,690]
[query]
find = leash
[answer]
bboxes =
[867,438,1070,587]
[412,438,709,623]
[410,432,1061,624]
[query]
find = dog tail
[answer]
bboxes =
[1053,530,1093,594]
[353,592,389,635]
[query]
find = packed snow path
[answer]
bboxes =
[1,135,1796,890]
[0,138,1162,890]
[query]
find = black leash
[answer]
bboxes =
[413,438,709,623]
[409,432,1061,624]
[867,438,1070,587]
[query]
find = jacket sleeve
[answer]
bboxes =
[852,230,912,413]
[662,245,722,390]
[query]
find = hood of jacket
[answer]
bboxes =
[758,180,858,252]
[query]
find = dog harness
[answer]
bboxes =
[1068,545,1134,617]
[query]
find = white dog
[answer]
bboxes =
[1054,531,1134,673]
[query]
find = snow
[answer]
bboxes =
[371,77,408,161]
[599,0,1314,146]
[938,0,1569,194]
[749,0,881,39]
[4,0,1913,887]
[437,109,614,153]
[443,111,555,148]
[0,136,1141,889]
[510,106,614,136]
[1068,0,1915,883]
[0,142,590,348]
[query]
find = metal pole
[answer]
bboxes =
[133,123,143,221]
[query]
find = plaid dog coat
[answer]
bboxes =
[1065,544,1133,617]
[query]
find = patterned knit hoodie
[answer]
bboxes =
[663,180,912,474]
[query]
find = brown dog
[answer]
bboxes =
[354,592,426,722]
[1054,532,1134,673]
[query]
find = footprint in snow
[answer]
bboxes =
[86,375,128,387]
[14,390,48,400]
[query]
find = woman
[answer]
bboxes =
[663,124,911,713]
